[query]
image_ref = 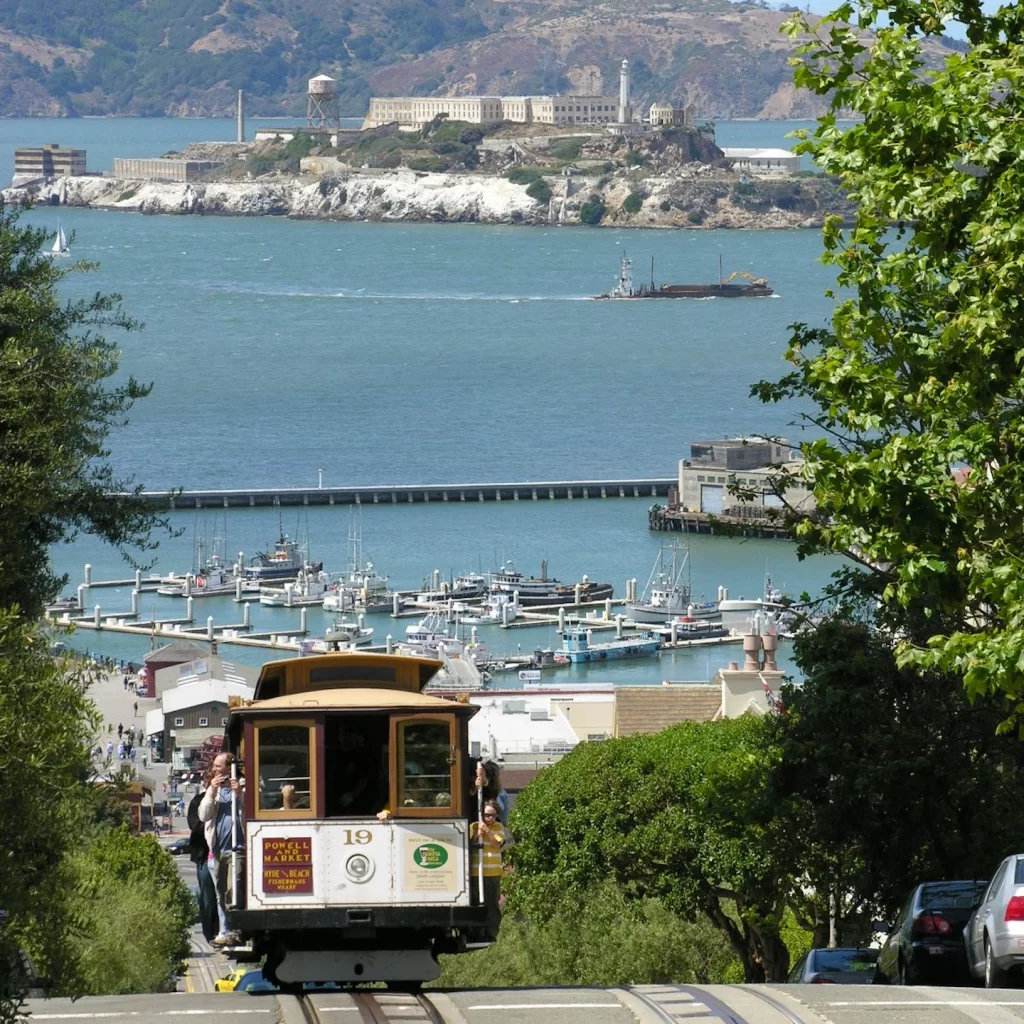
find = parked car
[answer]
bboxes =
[166,837,191,856]
[229,969,341,995]
[965,853,1024,988]
[875,880,987,985]
[787,947,879,984]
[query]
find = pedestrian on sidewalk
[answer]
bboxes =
[133,701,139,717]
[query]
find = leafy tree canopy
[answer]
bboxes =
[774,616,1024,939]
[0,205,168,617]
[507,717,793,981]
[754,0,1024,710]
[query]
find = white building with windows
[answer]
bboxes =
[721,147,801,174]
[362,92,620,129]
[677,438,814,515]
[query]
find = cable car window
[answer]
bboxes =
[394,717,456,814]
[256,722,313,814]
[324,714,390,817]
[309,666,397,685]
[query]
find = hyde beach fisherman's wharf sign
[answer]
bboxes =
[263,836,313,894]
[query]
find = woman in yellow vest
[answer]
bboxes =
[469,799,506,940]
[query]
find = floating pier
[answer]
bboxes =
[124,477,676,510]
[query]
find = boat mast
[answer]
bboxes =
[651,255,655,291]
[719,253,723,285]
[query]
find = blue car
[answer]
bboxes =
[787,947,879,984]
[234,969,340,995]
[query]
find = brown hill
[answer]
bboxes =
[0,0,960,119]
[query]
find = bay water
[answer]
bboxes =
[6,119,845,680]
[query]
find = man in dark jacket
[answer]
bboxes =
[187,790,218,943]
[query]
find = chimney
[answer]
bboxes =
[237,89,245,144]
[742,632,762,671]
[761,632,778,671]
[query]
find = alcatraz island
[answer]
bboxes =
[5,65,855,229]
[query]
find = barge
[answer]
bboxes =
[595,255,773,300]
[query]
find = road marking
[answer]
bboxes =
[465,1004,622,1011]
[32,1012,273,1020]
[183,973,194,995]
[827,1001,1024,1007]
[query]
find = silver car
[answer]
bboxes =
[965,853,1024,987]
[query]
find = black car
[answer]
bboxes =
[787,947,879,984]
[166,837,192,856]
[874,880,987,985]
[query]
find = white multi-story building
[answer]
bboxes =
[362,93,620,129]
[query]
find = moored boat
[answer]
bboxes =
[489,560,613,607]
[245,532,321,583]
[556,625,661,663]
[259,569,332,606]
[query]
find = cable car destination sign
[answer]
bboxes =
[263,836,313,894]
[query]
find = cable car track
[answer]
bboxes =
[624,984,813,1024]
[298,990,446,1024]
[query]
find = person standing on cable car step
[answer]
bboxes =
[470,799,506,941]
[199,751,245,946]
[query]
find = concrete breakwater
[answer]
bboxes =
[128,477,676,509]
[4,171,848,229]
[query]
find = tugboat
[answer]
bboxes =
[594,254,773,299]
[557,625,662,663]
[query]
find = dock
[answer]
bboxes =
[648,505,793,539]
[123,477,676,510]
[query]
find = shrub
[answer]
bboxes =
[526,178,552,203]
[551,137,583,162]
[579,194,606,225]
[622,191,645,214]
[624,150,644,167]
[372,151,402,169]
[659,199,672,212]
[458,126,484,145]
[687,210,705,224]
[408,156,450,172]
[245,154,274,177]
[507,166,543,184]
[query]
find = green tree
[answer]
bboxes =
[622,191,645,214]
[0,615,101,1005]
[0,205,167,617]
[754,2,1024,703]
[773,616,1024,937]
[507,717,793,981]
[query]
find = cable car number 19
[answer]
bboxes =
[343,829,372,845]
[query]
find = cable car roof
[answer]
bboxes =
[232,686,479,716]
[252,652,446,702]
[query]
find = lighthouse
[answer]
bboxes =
[618,59,631,124]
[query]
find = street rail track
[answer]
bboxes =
[625,984,812,1024]
[299,990,445,1024]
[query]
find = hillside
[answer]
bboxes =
[0,0,963,119]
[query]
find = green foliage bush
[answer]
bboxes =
[624,150,645,167]
[622,191,646,214]
[551,137,583,162]
[245,154,275,178]
[526,178,552,204]
[507,166,543,184]
[435,883,740,987]
[659,199,672,212]
[687,210,705,224]
[579,195,606,225]
[458,126,484,145]
[63,829,194,995]
[408,156,450,172]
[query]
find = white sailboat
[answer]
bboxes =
[48,221,70,258]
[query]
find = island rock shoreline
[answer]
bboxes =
[3,172,847,230]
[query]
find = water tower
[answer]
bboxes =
[307,74,340,129]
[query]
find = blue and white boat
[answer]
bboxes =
[558,626,661,663]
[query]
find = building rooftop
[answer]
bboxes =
[615,685,722,736]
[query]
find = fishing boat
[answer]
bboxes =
[324,616,374,647]
[403,611,465,655]
[47,221,70,259]
[489,560,613,607]
[627,544,719,623]
[259,568,332,607]
[594,254,773,300]
[403,572,488,609]
[556,625,661,663]
[245,533,321,583]
[157,537,242,597]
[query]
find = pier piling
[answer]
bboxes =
[392,593,401,617]
[94,605,101,627]
[243,603,250,628]
[207,616,214,641]
[131,590,139,616]
[85,564,92,586]
[187,596,194,622]
[300,608,307,633]
[558,607,565,631]
[77,583,86,608]
[605,598,612,620]
[616,615,623,638]
[386,635,393,655]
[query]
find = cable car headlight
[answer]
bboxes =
[345,853,374,883]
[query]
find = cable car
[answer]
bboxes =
[222,651,487,986]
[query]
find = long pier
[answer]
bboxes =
[127,477,676,510]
